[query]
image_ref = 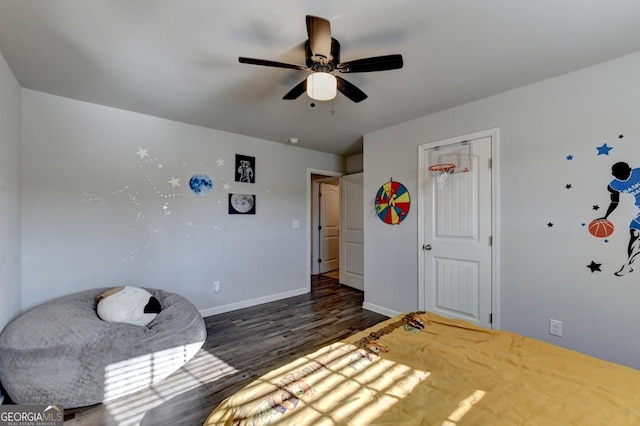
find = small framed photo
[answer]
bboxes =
[229,194,256,215]
[235,154,255,183]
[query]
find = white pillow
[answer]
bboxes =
[97,286,159,326]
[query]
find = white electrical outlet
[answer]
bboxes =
[214,281,221,293]
[549,319,563,337]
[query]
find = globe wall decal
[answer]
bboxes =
[189,174,213,195]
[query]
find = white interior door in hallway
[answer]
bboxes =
[319,182,340,274]
[418,130,499,328]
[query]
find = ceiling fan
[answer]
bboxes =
[238,15,403,103]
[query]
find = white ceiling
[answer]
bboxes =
[1,1,640,156]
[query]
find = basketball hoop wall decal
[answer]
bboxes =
[375,179,410,225]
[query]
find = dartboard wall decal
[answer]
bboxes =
[374,180,410,225]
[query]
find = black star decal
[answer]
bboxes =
[619,134,624,139]
[592,205,600,211]
[587,261,602,273]
[547,222,554,227]
[565,184,572,189]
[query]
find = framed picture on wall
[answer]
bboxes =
[229,193,256,214]
[235,154,255,183]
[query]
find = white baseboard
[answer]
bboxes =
[362,302,401,318]
[199,288,309,318]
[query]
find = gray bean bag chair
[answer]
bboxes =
[0,287,206,408]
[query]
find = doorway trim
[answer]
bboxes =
[307,168,344,291]
[417,128,501,328]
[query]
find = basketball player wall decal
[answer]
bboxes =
[552,135,640,276]
[593,161,640,276]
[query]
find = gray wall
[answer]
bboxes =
[364,52,640,369]
[20,89,342,313]
[0,52,21,330]
[7,48,640,372]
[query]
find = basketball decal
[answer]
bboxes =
[375,180,410,225]
[588,219,614,238]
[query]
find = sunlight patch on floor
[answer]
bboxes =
[103,342,201,400]
[104,346,237,426]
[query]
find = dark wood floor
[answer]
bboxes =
[64,275,387,425]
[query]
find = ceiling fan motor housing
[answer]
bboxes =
[305,38,341,71]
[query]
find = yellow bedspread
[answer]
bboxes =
[204,312,640,425]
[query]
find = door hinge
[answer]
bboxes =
[318,225,322,231]
[489,313,493,324]
[488,236,492,246]
[318,258,322,264]
[488,158,492,169]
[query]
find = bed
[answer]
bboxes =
[204,311,640,425]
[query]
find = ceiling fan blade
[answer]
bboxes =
[337,54,403,73]
[283,79,307,100]
[239,57,307,71]
[306,15,332,62]
[336,76,367,103]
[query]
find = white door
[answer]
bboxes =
[419,133,494,328]
[340,173,364,290]
[320,182,340,273]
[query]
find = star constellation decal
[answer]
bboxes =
[566,154,574,160]
[565,184,572,189]
[547,222,554,227]
[94,148,236,266]
[587,261,602,273]
[592,205,600,211]
[618,134,624,139]
[596,143,613,156]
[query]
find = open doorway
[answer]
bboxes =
[307,167,365,292]
[310,174,340,278]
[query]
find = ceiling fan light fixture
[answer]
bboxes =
[306,72,337,101]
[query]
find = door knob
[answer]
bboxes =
[423,244,432,251]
